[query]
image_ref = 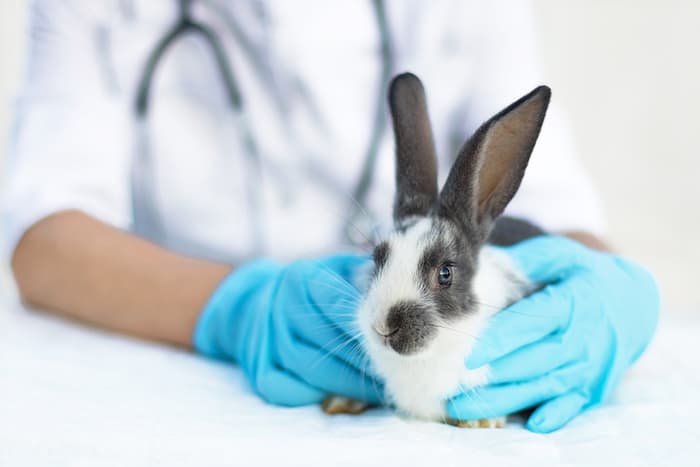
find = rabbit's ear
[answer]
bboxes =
[438,86,551,237]
[389,73,438,224]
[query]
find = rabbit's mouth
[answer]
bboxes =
[372,323,399,347]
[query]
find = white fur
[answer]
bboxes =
[358,222,530,421]
[362,218,431,336]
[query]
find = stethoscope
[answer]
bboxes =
[133,0,393,252]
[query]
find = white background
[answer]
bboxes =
[1,1,698,313]
[1,4,698,466]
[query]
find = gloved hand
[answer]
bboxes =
[194,254,382,406]
[447,236,660,433]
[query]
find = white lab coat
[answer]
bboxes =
[1,0,603,264]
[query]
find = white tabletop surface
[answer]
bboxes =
[1,288,698,467]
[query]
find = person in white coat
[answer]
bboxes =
[2,0,658,433]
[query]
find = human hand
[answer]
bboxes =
[194,254,382,406]
[448,236,660,432]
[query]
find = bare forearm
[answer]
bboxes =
[11,211,231,348]
[560,230,611,252]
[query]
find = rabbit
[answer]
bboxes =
[323,73,551,427]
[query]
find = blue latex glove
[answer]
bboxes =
[194,254,382,406]
[447,236,659,433]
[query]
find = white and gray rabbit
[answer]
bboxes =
[324,73,551,427]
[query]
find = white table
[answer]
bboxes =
[1,292,698,467]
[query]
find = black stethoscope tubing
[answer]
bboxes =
[134,0,393,247]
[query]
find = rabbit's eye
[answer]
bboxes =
[437,265,453,287]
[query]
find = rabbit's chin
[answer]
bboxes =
[360,307,491,421]
[359,246,532,421]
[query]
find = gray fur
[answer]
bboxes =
[379,74,551,355]
[489,216,545,246]
[416,219,478,320]
[438,85,551,240]
[373,241,390,271]
[389,73,439,222]
[385,301,436,355]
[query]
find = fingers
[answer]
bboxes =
[254,365,326,406]
[301,258,367,338]
[284,294,362,363]
[270,257,383,405]
[447,364,586,421]
[277,337,384,405]
[486,334,576,384]
[295,317,371,376]
[467,283,574,368]
[282,275,371,375]
[526,391,588,433]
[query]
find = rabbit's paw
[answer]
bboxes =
[322,396,368,415]
[448,417,506,429]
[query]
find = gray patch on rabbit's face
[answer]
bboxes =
[417,218,479,321]
[373,241,390,271]
[366,218,481,356]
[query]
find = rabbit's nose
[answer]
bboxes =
[378,301,431,355]
[383,307,406,348]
